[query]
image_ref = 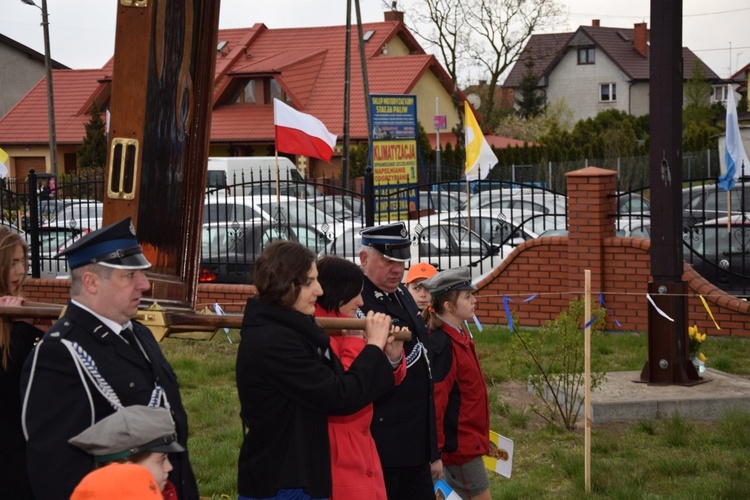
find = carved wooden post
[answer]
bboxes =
[105,0,221,308]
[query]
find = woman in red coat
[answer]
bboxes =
[315,256,405,500]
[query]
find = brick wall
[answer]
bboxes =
[21,166,750,337]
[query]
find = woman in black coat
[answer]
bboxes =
[0,227,43,498]
[236,241,400,500]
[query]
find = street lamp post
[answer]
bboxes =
[21,0,58,178]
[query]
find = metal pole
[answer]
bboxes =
[38,0,58,177]
[341,0,352,189]
[436,97,441,184]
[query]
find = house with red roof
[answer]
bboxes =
[502,20,722,123]
[0,9,508,182]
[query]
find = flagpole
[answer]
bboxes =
[274,151,281,206]
[727,191,731,233]
[466,179,471,234]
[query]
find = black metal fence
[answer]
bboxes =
[1,169,104,278]
[7,162,748,297]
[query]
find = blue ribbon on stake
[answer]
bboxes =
[503,294,536,332]
[583,293,622,329]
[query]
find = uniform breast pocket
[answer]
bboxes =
[105,369,155,403]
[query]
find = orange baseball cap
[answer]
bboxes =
[70,463,162,500]
[405,262,438,284]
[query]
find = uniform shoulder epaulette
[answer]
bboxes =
[43,317,75,340]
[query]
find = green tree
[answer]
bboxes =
[416,121,434,165]
[517,60,545,119]
[77,102,107,169]
[683,61,721,152]
[348,142,369,179]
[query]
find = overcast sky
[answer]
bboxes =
[2,0,749,79]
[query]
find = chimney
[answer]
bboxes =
[592,19,600,27]
[633,22,647,57]
[385,2,404,23]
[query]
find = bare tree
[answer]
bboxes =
[465,0,565,128]
[396,0,565,129]
[392,0,470,133]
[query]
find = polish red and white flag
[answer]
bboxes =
[274,99,337,162]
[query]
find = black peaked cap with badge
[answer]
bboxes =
[421,266,477,296]
[360,222,412,262]
[59,216,151,270]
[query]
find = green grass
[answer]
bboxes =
[160,327,750,499]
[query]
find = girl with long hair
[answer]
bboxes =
[0,227,43,498]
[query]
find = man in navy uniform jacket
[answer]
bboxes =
[21,217,198,500]
[358,222,440,500]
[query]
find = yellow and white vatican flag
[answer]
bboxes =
[0,147,9,179]
[464,102,498,181]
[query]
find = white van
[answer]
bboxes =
[207,156,312,196]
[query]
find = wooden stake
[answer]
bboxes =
[584,269,591,493]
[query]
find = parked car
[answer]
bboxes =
[430,210,539,247]
[306,196,364,224]
[325,221,509,279]
[21,198,91,230]
[507,211,567,236]
[683,214,750,297]
[418,191,465,214]
[256,196,357,238]
[199,221,293,284]
[682,183,750,229]
[33,225,90,278]
[616,192,651,216]
[203,199,269,224]
[462,189,567,217]
[49,201,103,231]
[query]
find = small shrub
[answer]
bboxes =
[514,297,607,430]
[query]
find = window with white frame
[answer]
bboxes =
[600,83,616,102]
[578,47,595,64]
[713,85,728,104]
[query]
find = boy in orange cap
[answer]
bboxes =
[404,262,438,312]
[70,462,162,500]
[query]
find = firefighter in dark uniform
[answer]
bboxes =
[358,222,440,500]
[20,217,198,500]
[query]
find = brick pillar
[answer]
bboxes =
[565,167,617,294]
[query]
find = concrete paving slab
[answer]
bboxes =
[589,369,750,422]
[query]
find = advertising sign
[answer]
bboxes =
[370,95,418,221]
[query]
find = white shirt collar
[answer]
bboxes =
[71,299,132,335]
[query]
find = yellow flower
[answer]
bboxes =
[698,352,706,362]
[688,326,696,338]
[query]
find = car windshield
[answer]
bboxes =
[202,224,288,256]
[260,201,337,225]
[309,199,354,220]
[57,204,101,220]
[447,216,522,244]
[203,203,263,223]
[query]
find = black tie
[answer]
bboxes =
[120,327,138,350]
[389,292,403,309]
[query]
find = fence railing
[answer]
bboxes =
[7,159,748,297]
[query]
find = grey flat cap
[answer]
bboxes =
[68,405,184,462]
[421,267,477,296]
